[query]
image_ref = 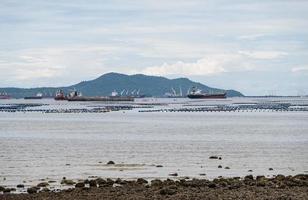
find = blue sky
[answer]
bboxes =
[0,0,308,95]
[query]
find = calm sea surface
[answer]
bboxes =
[0,97,308,188]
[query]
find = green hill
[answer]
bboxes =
[0,72,244,98]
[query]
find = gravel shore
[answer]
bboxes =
[0,174,307,200]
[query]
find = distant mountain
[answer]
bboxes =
[0,72,244,98]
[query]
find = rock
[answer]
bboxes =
[219,157,222,160]
[17,184,25,188]
[169,173,178,177]
[107,161,115,165]
[89,180,97,187]
[256,177,268,187]
[275,174,286,181]
[151,179,163,187]
[256,176,265,181]
[3,188,11,193]
[115,178,122,184]
[225,166,230,169]
[218,165,222,168]
[245,175,254,181]
[0,186,5,192]
[137,178,148,184]
[41,188,50,192]
[75,182,85,188]
[113,183,123,187]
[96,178,106,185]
[61,179,75,185]
[199,173,206,176]
[106,178,114,185]
[269,168,274,171]
[208,183,216,188]
[248,170,253,172]
[48,180,56,183]
[37,182,49,187]
[156,165,163,168]
[159,187,177,195]
[293,174,308,180]
[209,156,218,159]
[27,187,39,194]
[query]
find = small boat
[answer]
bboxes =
[187,87,226,99]
[24,93,43,99]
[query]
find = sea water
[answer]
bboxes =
[0,97,307,188]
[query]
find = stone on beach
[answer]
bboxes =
[137,178,148,184]
[151,179,163,187]
[75,182,85,188]
[169,173,178,177]
[27,187,39,194]
[3,188,12,193]
[107,161,115,165]
[61,179,75,185]
[37,182,49,187]
[16,184,24,188]
[0,186,5,192]
[209,156,219,159]
[159,186,177,195]
[89,180,97,187]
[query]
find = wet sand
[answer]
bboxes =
[1,174,307,200]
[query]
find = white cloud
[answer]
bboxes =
[237,34,266,40]
[238,50,287,59]
[132,53,251,76]
[291,66,308,73]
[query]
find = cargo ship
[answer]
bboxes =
[54,90,67,100]
[24,93,43,99]
[187,87,226,99]
[0,92,11,99]
[57,90,134,102]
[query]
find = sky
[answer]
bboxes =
[0,0,308,95]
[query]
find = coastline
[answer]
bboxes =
[0,174,307,200]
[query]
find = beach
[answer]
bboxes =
[1,175,307,200]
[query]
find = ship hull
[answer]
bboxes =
[187,93,226,99]
[67,96,134,102]
[0,96,11,99]
[24,97,43,100]
[54,96,67,101]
